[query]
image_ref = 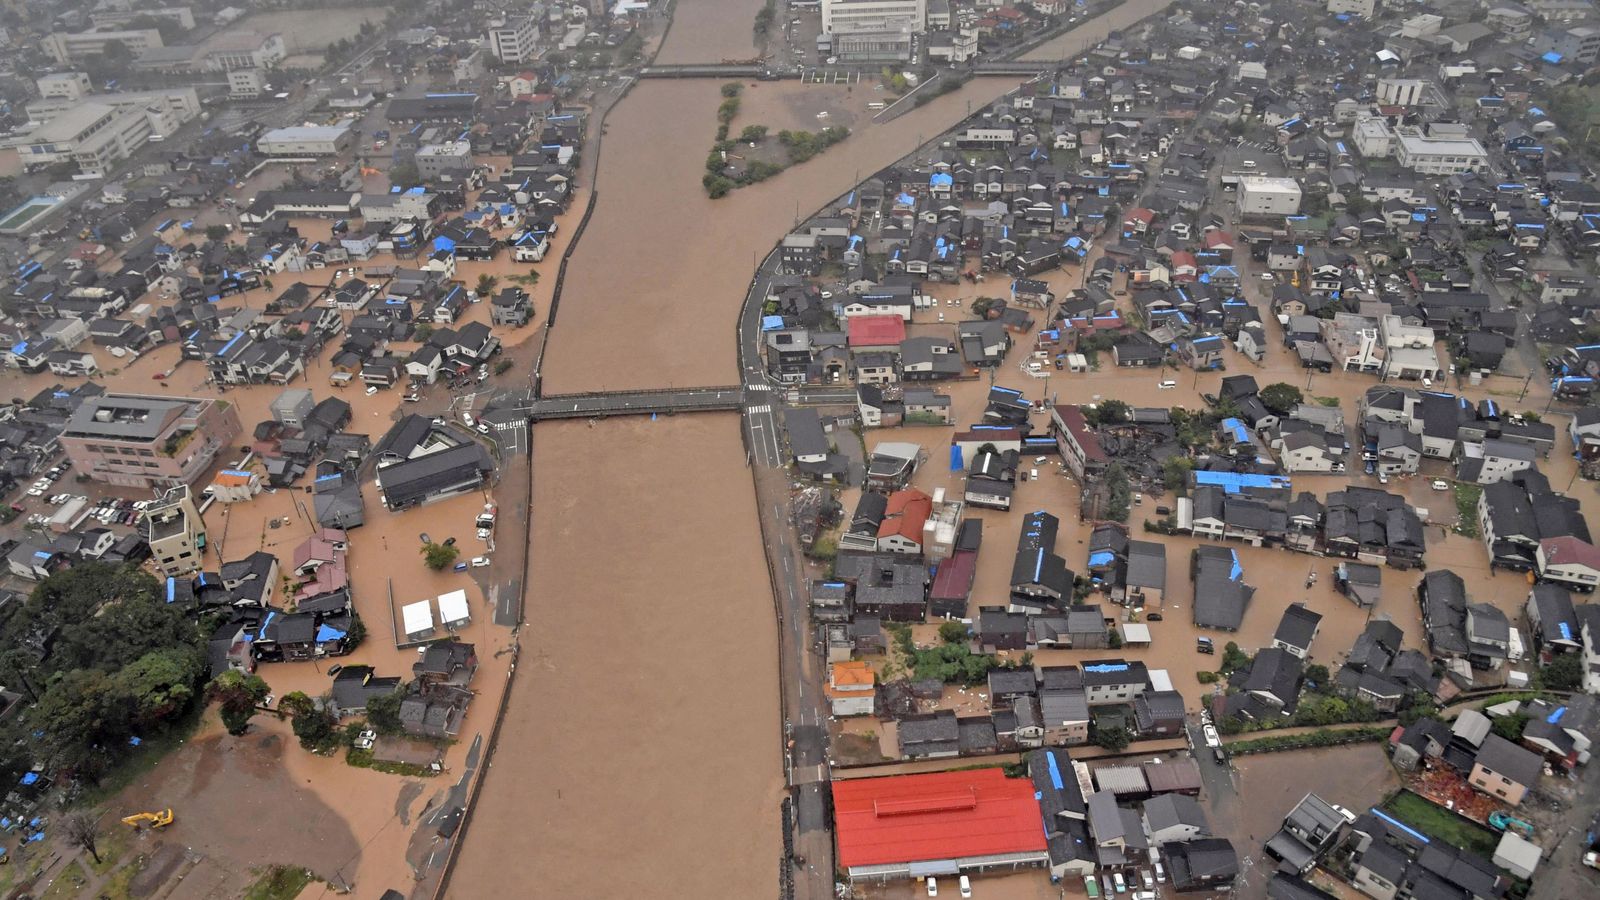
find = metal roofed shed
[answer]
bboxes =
[438,589,471,628]
[830,769,1048,881]
[1143,758,1202,794]
[1092,765,1149,796]
[401,600,435,642]
[1121,623,1151,646]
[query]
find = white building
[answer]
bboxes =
[229,68,265,97]
[1353,117,1394,158]
[1327,0,1374,14]
[36,72,92,102]
[202,31,285,71]
[1237,176,1303,216]
[486,16,539,63]
[823,0,926,35]
[5,102,161,173]
[257,125,354,156]
[1394,128,1488,175]
[1377,77,1428,107]
[41,28,164,64]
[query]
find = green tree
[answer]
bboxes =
[1492,712,1529,742]
[475,274,498,297]
[1162,455,1193,492]
[1094,726,1132,753]
[208,670,270,736]
[1220,641,1251,674]
[31,669,131,780]
[389,161,420,187]
[720,82,743,98]
[413,323,435,342]
[938,621,969,644]
[1259,382,1305,415]
[421,542,459,571]
[280,691,339,751]
[0,649,40,702]
[1540,653,1583,690]
[366,688,406,735]
[1304,663,1331,690]
[739,125,769,143]
[116,648,204,729]
[1087,399,1130,426]
[1104,463,1132,522]
[205,225,229,242]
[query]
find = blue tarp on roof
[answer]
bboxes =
[18,773,37,786]
[1229,550,1242,581]
[761,315,784,331]
[1088,551,1114,567]
[1193,471,1291,493]
[316,624,346,642]
[1084,663,1128,673]
[1221,417,1249,444]
[1046,750,1065,790]
[1549,705,1566,724]
[950,445,963,471]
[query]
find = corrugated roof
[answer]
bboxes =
[832,770,1046,868]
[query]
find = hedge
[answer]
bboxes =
[1226,725,1391,755]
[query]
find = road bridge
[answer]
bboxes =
[526,386,746,420]
[638,64,769,79]
[969,60,1056,76]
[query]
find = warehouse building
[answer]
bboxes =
[258,125,354,157]
[1237,176,1303,217]
[832,769,1049,883]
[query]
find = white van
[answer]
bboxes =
[1158,380,1177,389]
[1030,468,1039,480]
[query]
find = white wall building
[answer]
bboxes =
[257,125,354,156]
[41,28,164,64]
[1394,128,1488,175]
[823,0,927,35]
[1327,0,1374,15]
[486,16,539,63]
[1377,77,1428,106]
[1353,117,1394,158]
[1237,176,1303,216]
[36,72,92,102]
[229,68,265,97]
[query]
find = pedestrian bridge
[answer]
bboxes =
[527,386,746,421]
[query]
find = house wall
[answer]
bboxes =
[1468,763,1528,805]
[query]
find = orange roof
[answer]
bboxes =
[832,770,1046,868]
[831,660,876,689]
[213,471,255,486]
[877,489,932,542]
[848,314,907,347]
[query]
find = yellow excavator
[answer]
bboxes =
[120,809,174,829]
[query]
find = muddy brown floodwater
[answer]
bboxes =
[445,415,782,898]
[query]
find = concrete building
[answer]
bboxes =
[36,72,92,102]
[60,393,242,489]
[486,16,539,63]
[257,125,354,156]
[26,87,201,126]
[90,6,197,30]
[145,486,207,577]
[7,102,165,173]
[1394,128,1488,175]
[414,141,474,179]
[1238,176,1303,216]
[1376,77,1428,107]
[201,31,285,70]
[1532,24,1600,65]
[229,68,265,97]
[41,28,164,64]
[1327,0,1374,14]
[823,0,927,35]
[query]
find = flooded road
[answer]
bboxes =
[444,415,783,898]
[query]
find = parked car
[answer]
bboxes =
[1431,479,1449,491]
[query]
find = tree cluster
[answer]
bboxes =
[0,565,212,782]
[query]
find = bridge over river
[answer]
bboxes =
[525,386,749,421]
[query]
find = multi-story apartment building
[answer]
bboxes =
[61,394,242,489]
[822,0,926,35]
[145,486,208,577]
[486,16,540,63]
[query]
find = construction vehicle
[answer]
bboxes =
[1488,811,1534,837]
[121,809,174,829]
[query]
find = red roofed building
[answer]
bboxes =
[1123,207,1157,234]
[1050,404,1108,480]
[878,488,932,554]
[1536,535,1600,592]
[930,549,978,618]
[832,769,1049,881]
[849,315,907,351]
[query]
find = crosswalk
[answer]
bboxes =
[747,383,771,392]
[748,404,772,414]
